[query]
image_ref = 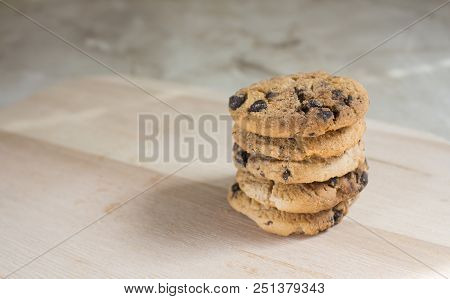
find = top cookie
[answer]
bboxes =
[228,71,369,138]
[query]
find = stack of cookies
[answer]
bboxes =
[227,71,369,236]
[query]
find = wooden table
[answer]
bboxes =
[0,77,449,278]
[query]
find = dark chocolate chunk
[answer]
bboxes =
[359,171,368,187]
[265,91,278,99]
[299,106,309,113]
[332,89,343,100]
[229,94,247,110]
[231,183,240,196]
[235,149,249,167]
[248,100,267,112]
[344,95,353,106]
[294,87,307,102]
[317,108,333,120]
[333,210,344,224]
[331,107,340,118]
[328,177,338,188]
[307,99,323,108]
[265,221,273,225]
[333,89,353,106]
[282,169,291,181]
[300,99,323,113]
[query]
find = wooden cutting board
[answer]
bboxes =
[0,76,449,278]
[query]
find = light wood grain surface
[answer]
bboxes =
[0,77,449,278]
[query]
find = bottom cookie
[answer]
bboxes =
[227,183,356,236]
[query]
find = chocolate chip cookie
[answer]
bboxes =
[233,142,366,184]
[236,161,368,213]
[228,184,355,236]
[228,71,369,138]
[233,119,365,161]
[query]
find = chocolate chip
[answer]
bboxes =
[294,87,306,102]
[282,169,291,181]
[235,149,249,167]
[260,171,265,178]
[248,100,267,112]
[332,90,353,106]
[265,221,273,225]
[333,210,343,224]
[231,183,240,196]
[229,94,247,110]
[328,177,338,188]
[299,106,308,113]
[300,99,323,113]
[307,99,323,108]
[232,142,239,152]
[317,108,333,120]
[331,107,340,118]
[344,95,353,106]
[359,171,368,187]
[265,91,278,99]
[332,89,343,100]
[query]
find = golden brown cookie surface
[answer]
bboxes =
[227,184,355,236]
[228,71,369,138]
[233,142,366,184]
[233,119,365,160]
[236,161,368,213]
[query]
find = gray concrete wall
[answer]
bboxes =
[1,0,449,139]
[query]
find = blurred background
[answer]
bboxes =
[1,0,449,139]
